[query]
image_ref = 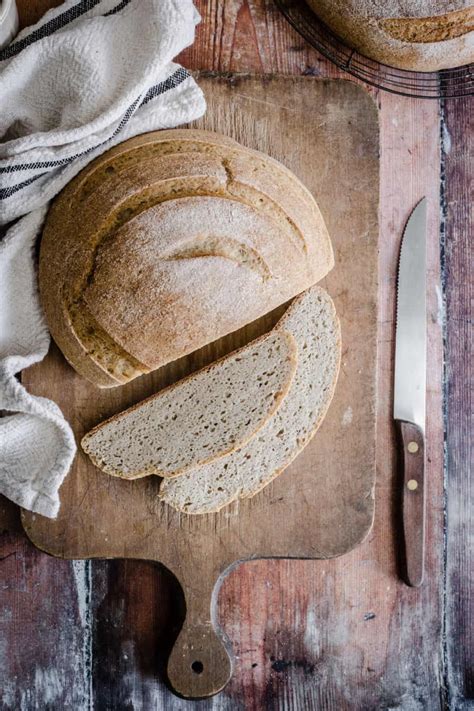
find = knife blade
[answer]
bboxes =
[394,197,427,588]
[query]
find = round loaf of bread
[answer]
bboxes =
[306,0,474,71]
[39,129,333,388]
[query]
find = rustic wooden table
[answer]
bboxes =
[1,2,472,709]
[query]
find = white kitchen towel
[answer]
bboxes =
[0,0,206,518]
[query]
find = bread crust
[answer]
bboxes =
[81,329,297,479]
[306,0,474,71]
[39,129,333,387]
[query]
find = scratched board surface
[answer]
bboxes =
[22,76,379,698]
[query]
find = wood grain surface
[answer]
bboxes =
[442,94,474,711]
[21,75,379,699]
[1,1,470,708]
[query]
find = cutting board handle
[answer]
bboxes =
[167,571,232,698]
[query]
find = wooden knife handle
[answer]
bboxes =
[395,420,426,587]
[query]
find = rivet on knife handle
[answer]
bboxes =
[396,420,425,587]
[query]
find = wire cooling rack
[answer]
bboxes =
[276,0,474,99]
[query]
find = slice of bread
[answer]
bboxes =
[81,330,297,479]
[159,286,341,514]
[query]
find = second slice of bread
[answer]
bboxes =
[159,286,341,513]
[81,330,297,479]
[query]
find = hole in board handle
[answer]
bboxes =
[191,660,204,674]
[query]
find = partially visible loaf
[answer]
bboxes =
[81,329,297,479]
[39,129,333,388]
[306,0,474,71]
[159,285,341,514]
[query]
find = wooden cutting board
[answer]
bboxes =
[22,75,379,699]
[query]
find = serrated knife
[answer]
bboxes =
[394,198,427,588]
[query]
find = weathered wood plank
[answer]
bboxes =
[15,0,62,28]
[442,94,474,711]
[90,560,185,710]
[0,526,91,708]
[180,0,345,80]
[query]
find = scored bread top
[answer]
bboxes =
[81,329,297,479]
[39,129,333,387]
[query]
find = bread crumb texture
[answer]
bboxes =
[82,329,297,478]
[159,285,341,514]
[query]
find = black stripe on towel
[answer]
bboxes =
[104,0,131,15]
[0,68,190,198]
[0,0,132,62]
[0,172,49,199]
[140,67,190,106]
[0,95,139,199]
[0,70,189,176]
